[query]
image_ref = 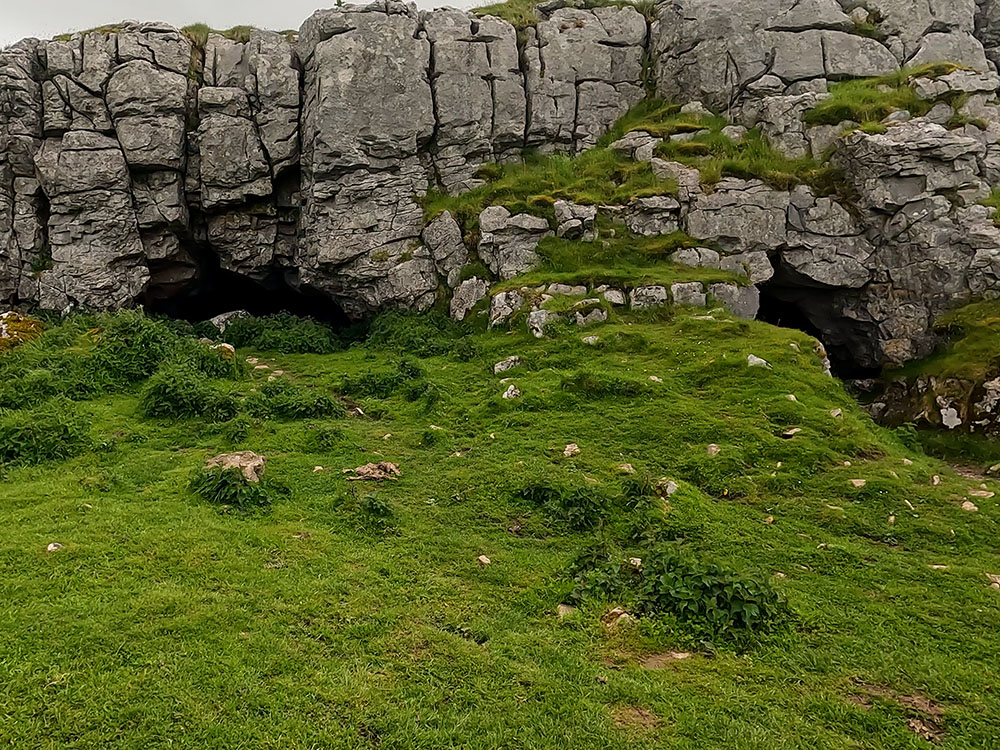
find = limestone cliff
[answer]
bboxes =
[3,0,1000,370]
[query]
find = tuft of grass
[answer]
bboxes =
[181,23,256,49]
[983,188,1000,227]
[139,363,239,422]
[891,300,1000,383]
[653,121,840,191]
[422,147,677,232]
[804,63,969,128]
[188,466,271,512]
[0,398,89,466]
[223,314,343,355]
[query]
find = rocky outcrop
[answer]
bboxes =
[3,1,1000,373]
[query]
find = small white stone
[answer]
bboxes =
[477,555,491,566]
[706,444,721,456]
[563,443,580,457]
[502,384,521,399]
[747,354,771,368]
[46,542,63,553]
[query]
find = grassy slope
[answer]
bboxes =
[1,310,999,748]
[892,301,1000,383]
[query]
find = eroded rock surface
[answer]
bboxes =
[2,0,1000,372]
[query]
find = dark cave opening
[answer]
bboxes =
[144,248,349,328]
[756,277,881,381]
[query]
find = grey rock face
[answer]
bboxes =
[2,0,1000,376]
[451,277,490,321]
[478,206,552,280]
[34,131,148,309]
[525,6,647,151]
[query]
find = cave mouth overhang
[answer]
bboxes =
[143,246,349,327]
[756,260,883,380]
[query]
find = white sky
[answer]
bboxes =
[1,1,477,46]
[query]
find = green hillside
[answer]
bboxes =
[0,307,998,748]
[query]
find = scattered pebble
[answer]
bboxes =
[747,354,771,369]
[46,542,63,553]
[988,574,1000,590]
[563,443,580,457]
[313,466,325,473]
[502,384,521,399]
[782,428,802,438]
[888,515,896,525]
[273,369,284,376]
[582,336,600,346]
[649,375,663,383]
[254,364,269,371]
[830,408,843,418]
[658,479,679,496]
[850,479,867,488]
[557,604,576,619]
[962,501,979,512]
[617,463,635,474]
[789,342,800,352]
[477,555,491,566]
[628,557,643,570]
[902,458,914,466]
[706,444,721,456]
[929,564,949,570]
[640,652,691,669]
[786,394,798,402]
[493,356,521,374]
[932,475,941,486]
[246,357,259,364]
[774,572,787,579]
[969,490,995,498]
[601,607,634,628]
[764,516,775,524]
[844,461,852,467]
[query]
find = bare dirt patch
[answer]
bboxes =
[849,683,946,743]
[640,652,693,669]
[612,705,660,731]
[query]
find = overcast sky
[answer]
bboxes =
[1,1,477,46]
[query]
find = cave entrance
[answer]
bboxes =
[145,254,348,327]
[756,277,881,380]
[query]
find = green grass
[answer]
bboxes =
[803,63,969,129]
[473,0,656,29]
[1,309,1000,747]
[892,300,1000,383]
[181,23,258,48]
[983,188,1000,227]
[422,148,677,235]
[487,225,745,294]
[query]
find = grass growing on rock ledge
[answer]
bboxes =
[1,308,999,747]
[803,63,970,129]
[422,147,677,232]
[892,300,1000,383]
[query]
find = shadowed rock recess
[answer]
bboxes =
[5,0,1000,368]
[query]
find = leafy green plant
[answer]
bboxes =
[223,314,343,354]
[188,466,271,512]
[366,312,470,358]
[635,547,789,639]
[139,364,238,421]
[0,398,89,466]
[247,379,344,420]
[519,480,610,530]
[340,359,426,399]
